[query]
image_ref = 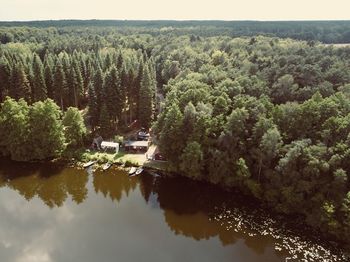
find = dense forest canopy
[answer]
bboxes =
[1,20,350,43]
[1,23,350,247]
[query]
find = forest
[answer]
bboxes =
[1,20,350,43]
[1,23,350,246]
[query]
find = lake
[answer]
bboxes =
[0,159,346,262]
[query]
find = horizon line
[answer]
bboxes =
[1,19,350,23]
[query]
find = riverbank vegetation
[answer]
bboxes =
[0,97,86,161]
[0,23,350,247]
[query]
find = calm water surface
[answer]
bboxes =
[0,160,347,262]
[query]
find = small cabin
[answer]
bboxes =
[124,140,149,153]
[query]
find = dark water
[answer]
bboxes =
[0,160,347,262]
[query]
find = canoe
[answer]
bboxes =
[130,167,143,177]
[128,167,137,175]
[83,161,95,168]
[102,162,112,171]
[135,167,143,175]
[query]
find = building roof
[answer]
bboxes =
[125,140,149,147]
[101,141,119,148]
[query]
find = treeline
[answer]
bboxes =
[2,20,350,43]
[154,36,350,246]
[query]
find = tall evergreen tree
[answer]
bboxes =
[93,67,104,117]
[120,66,128,125]
[44,63,54,99]
[67,68,78,107]
[87,82,99,129]
[127,68,136,123]
[72,58,84,106]
[0,57,11,102]
[135,60,144,119]
[104,53,112,71]
[31,54,47,102]
[9,63,31,102]
[99,103,111,138]
[116,53,124,71]
[53,60,67,110]
[103,66,123,126]
[138,66,154,128]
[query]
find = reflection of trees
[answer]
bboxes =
[93,169,137,202]
[139,173,155,203]
[163,209,222,240]
[148,175,276,254]
[0,160,88,208]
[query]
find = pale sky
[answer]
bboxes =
[0,0,349,21]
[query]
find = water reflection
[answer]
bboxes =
[93,169,137,202]
[0,159,346,262]
[0,161,88,208]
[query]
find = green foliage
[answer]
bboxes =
[159,103,184,168]
[53,60,67,110]
[9,63,31,102]
[180,141,203,179]
[103,66,123,125]
[138,65,154,128]
[0,97,30,160]
[0,97,70,161]
[28,99,66,160]
[31,54,47,102]
[62,107,86,147]
[99,104,112,138]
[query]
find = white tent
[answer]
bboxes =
[101,141,119,153]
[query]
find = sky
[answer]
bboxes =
[0,0,349,21]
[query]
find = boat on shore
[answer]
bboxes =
[135,167,143,175]
[130,167,143,177]
[83,161,96,168]
[102,162,112,171]
[128,167,137,175]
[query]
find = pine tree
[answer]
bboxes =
[120,66,128,125]
[135,60,144,119]
[127,68,136,123]
[31,54,47,102]
[44,63,54,99]
[99,103,111,138]
[53,60,67,111]
[72,58,84,107]
[104,53,112,71]
[0,57,11,102]
[138,66,153,128]
[93,67,104,117]
[9,63,31,102]
[103,66,123,126]
[116,52,123,71]
[67,68,78,107]
[87,82,99,129]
